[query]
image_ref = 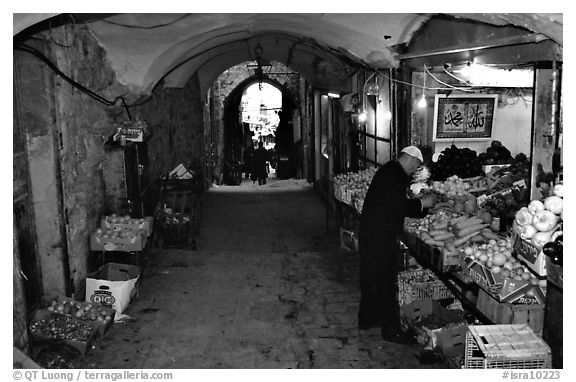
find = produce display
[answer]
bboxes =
[429,176,490,198]
[461,239,542,285]
[94,226,144,240]
[333,167,376,212]
[47,298,114,326]
[405,208,501,252]
[431,145,483,180]
[103,214,146,225]
[478,140,514,166]
[512,188,563,249]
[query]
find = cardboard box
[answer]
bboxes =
[436,324,468,368]
[85,263,141,314]
[401,299,467,349]
[432,249,463,273]
[90,231,146,252]
[476,289,544,336]
[512,230,546,276]
[462,257,546,304]
[101,216,154,237]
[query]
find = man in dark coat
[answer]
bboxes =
[253,141,270,185]
[358,146,437,344]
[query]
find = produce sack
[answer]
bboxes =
[85,263,141,316]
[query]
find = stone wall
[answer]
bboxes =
[131,75,205,185]
[14,22,207,304]
[13,214,29,351]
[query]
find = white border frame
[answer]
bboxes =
[432,93,498,142]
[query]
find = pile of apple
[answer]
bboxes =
[47,299,114,325]
[334,167,377,194]
[94,226,142,240]
[512,184,563,248]
[463,238,546,288]
[104,214,147,225]
[430,175,489,198]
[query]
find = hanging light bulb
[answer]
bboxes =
[358,110,368,123]
[459,61,472,77]
[417,68,427,108]
[417,94,427,108]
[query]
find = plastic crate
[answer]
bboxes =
[464,325,552,369]
[398,268,454,305]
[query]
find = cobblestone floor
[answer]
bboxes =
[77,178,448,369]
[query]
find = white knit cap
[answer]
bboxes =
[400,146,424,163]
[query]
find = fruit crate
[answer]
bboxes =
[156,182,200,250]
[28,309,98,357]
[45,296,116,335]
[398,268,454,305]
[476,289,544,336]
[464,325,552,369]
[511,230,547,276]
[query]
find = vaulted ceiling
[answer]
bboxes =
[14,13,563,95]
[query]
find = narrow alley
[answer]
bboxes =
[74,179,441,369]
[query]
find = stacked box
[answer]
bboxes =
[464,325,551,369]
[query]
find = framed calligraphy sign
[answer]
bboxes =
[432,94,498,141]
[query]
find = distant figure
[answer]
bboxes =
[243,141,256,180]
[253,141,269,185]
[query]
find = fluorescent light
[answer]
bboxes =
[327,92,340,99]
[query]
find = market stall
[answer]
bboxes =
[332,138,563,368]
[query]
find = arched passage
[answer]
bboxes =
[222,76,298,185]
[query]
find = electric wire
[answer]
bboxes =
[15,43,133,119]
[442,66,473,86]
[424,64,475,92]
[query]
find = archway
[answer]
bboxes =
[222,77,296,185]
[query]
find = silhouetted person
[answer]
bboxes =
[253,141,269,185]
[243,141,256,180]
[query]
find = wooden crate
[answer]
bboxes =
[476,289,544,336]
[464,325,551,369]
[157,187,199,249]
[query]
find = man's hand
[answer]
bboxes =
[420,194,438,209]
